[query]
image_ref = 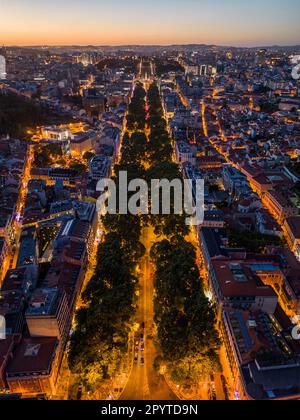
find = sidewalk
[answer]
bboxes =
[164,374,209,400]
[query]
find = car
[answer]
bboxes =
[140,342,145,351]
[140,333,144,341]
[210,375,216,393]
[141,322,145,330]
[140,357,145,365]
[134,354,138,364]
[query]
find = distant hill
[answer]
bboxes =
[9,44,300,51]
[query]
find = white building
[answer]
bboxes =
[41,127,71,141]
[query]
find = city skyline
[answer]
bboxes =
[0,0,299,47]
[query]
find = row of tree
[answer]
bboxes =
[68,83,147,390]
[147,83,173,165]
[126,82,147,131]
[97,58,140,74]
[151,236,220,383]
[146,83,221,384]
[154,59,185,77]
[146,83,188,237]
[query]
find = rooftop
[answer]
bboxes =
[16,227,37,267]
[26,288,60,317]
[200,227,228,259]
[212,260,277,298]
[57,219,90,242]
[1,267,32,292]
[6,337,58,377]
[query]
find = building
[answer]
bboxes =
[16,227,38,269]
[199,227,229,275]
[210,260,278,314]
[249,263,285,289]
[1,267,37,294]
[262,190,297,224]
[0,290,25,336]
[51,168,82,183]
[283,216,300,260]
[70,130,98,156]
[249,172,293,196]
[183,62,200,76]
[0,336,18,390]
[222,308,300,400]
[72,201,97,241]
[83,90,106,117]
[175,141,196,166]
[96,124,120,150]
[55,219,91,247]
[73,201,96,224]
[88,155,111,181]
[59,240,87,267]
[41,127,71,141]
[202,210,225,228]
[222,165,248,195]
[198,156,222,170]
[255,209,283,238]
[0,208,15,246]
[26,288,70,342]
[183,162,203,206]
[6,337,60,396]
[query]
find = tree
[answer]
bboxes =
[0,91,73,138]
[34,143,63,168]
[121,132,148,166]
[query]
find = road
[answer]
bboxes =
[140,59,153,80]
[120,226,177,401]
[11,144,35,270]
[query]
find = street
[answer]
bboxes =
[120,225,177,401]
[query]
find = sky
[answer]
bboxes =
[0,0,299,46]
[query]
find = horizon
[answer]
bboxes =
[3,42,300,49]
